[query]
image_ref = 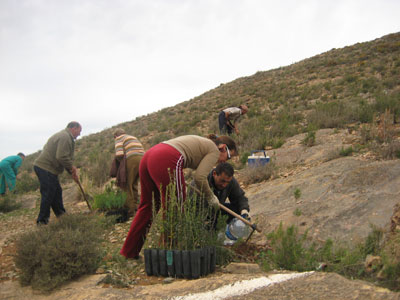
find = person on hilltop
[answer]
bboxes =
[206,162,250,225]
[0,153,25,195]
[120,134,237,259]
[34,121,81,225]
[113,128,145,218]
[218,104,248,135]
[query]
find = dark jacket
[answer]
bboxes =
[110,155,127,189]
[207,169,249,213]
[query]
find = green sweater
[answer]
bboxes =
[34,129,75,175]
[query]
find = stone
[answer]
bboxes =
[163,277,175,284]
[223,263,262,274]
[364,255,382,273]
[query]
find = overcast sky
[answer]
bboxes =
[1,0,399,159]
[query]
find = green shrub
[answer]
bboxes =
[87,150,112,187]
[271,138,285,149]
[149,132,173,146]
[340,146,354,156]
[294,188,301,199]
[307,101,356,129]
[293,208,302,216]
[240,151,251,165]
[241,161,277,185]
[0,194,21,213]
[382,262,400,291]
[357,100,374,123]
[260,223,367,275]
[92,186,126,211]
[363,225,383,256]
[15,172,40,194]
[263,223,311,271]
[14,214,106,292]
[302,130,316,147]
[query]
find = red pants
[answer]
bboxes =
[120,143,185,258]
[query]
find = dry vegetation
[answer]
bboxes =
[4,31,400,292]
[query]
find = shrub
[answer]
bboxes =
[260,223,367,275]
[263,223,311,271]
[340,146,354,156]
[14,214,106,292]
[15,172,40,194]
[240,151,251,165]
[241,161,277,186]
[363,225,383,256]
[302,130,316,147]
[87,150,113,187]
[307,101,356,129]
[149,132,173,147]
[92,185,126,211]
[293,208,302,216]
[0,194,21,213]
[294,188,301,199]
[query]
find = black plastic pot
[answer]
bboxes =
[144,247,216,279]
[105,208,129,223]
[173,250,183,277]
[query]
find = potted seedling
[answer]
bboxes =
[144,181,219,279]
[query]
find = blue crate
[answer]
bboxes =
[247,150,270,167]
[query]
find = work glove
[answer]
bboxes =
[208,195,220,210]
[240,209,251,221]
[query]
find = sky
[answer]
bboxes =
[1,0,399,159]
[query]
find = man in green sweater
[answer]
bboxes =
[34,122,81,225]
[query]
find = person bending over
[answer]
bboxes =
[120,134,237,259]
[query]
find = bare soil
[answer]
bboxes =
[1,128,400,299]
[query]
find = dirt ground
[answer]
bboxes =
[1,128,400,299]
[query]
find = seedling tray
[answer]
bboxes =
[144,247,216,279]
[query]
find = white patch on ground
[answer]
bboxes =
[170,272,314,300]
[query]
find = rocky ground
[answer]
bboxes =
[1,128,400,299]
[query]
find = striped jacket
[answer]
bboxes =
[114,134,145,158]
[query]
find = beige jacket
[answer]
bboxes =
[163,135,219,200]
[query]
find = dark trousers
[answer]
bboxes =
[34,166,66,224]
[218,111,233,135]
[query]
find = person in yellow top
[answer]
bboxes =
[120,134,237,259]
[113,128,145,217]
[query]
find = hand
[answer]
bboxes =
[71,166,79,183]
[208,195,220,210]
[240,209,251,221]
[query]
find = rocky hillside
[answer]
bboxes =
[2,126,400,299]
[3,31,400,298]
[20,31,400,189]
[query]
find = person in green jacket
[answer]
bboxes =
[0,153,25,195]
[34,122,81,225]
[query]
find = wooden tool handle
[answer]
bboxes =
[218,203,261,232]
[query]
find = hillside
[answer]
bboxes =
[18,32,400,188]
[22,32,400,183]
[2,31,400,298]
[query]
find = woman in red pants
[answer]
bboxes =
[120,134,237,259]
